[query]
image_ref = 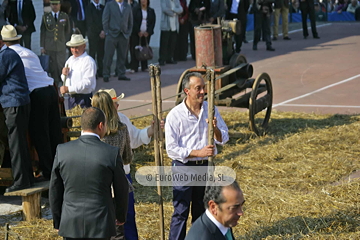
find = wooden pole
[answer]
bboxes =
[206,68,215,165]
[149,64,165,240]
[4,223,9,240]
[155,66,164,167]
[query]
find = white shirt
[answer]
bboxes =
[118,112,151,174]
[165,100,229,163]
[62,52,97,94]
[230,0,240,14]
[9,44,54,92]
[169,0,177,31]
[81,131,100,139]
[140,10,147,32]
[52,11,59,19]
[92,0,100,9]
[205,209,229,236]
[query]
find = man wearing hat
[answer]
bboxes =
[60,34,97,109]
[2,25,62,182]
[0,26,34,192]
[40,0,70,87]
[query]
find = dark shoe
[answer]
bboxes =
[103,76,109,82]
[243,39,248,43]
[304,35,308,39]
[252,45,257,50]
[272,37,277,41]
[118,76,131,81]
[159,61,165,66]
[313,36,320,39]
[266,46,275,51]
[166,60,177,64]
[283,36,291,40]
[5,183,33,193]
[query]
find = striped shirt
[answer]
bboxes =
[165,100,229,163]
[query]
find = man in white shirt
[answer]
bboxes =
[2,25,62,181]
[185,181,245,240]
[165,72,229,240]
[60,34,96,109]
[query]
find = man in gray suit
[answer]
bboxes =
[102,0,133,82]
[185,181,245,240]
[49,107,129,240]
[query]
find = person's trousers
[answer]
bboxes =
[48,49,67,87]
[253,12,272,47]
[273,6,289,38]
[3,104,34,187]
[174,22,189,61]
[20,32,32,50]
[67,93,93,110]
[89,35,105,77]
[158,30,177,63]
[29,86,62,179]
[300,2,318,37]
[124,173,139,240]
[168,160,206,240]
[103,34,129,78]
[130,35,151,72]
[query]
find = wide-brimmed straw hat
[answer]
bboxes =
[1,25,22,41]
[98,89,125,103]
[66,34,88,47]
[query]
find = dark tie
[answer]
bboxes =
[54,13,58,22]
[77,0,83,20]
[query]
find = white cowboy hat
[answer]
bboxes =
[1,25,22,41]
[98,88,125,103]
[66,34,88,47]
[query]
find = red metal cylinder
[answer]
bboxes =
[194,24,223,68]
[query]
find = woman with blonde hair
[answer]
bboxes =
[91,90,133,239]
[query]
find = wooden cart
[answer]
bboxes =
[175,23,273,136]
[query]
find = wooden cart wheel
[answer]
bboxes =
[229,53,247,68]
[175,69,191,105]
[249,72,273,136]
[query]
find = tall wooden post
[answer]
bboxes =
[149,64,165,240]
[206,68,215,165]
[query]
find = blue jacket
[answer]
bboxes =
[0,47,30,108]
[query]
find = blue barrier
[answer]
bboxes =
[245,12,355,32]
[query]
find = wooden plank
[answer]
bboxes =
[0,168,13,180]
[4,181,49,197]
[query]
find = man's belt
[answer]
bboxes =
[188,159,208,165]
[69,93,91,98]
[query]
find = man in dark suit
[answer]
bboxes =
[300,0,320,39]
[68,0,88,37]
[49,107,129,240]
[86,0,105,78]
[6,0,36,49]
[185,181,245,240]
[226,0,250,53]
[102,0,133,82]
[252,0,275,51]
[0,33,34,193]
